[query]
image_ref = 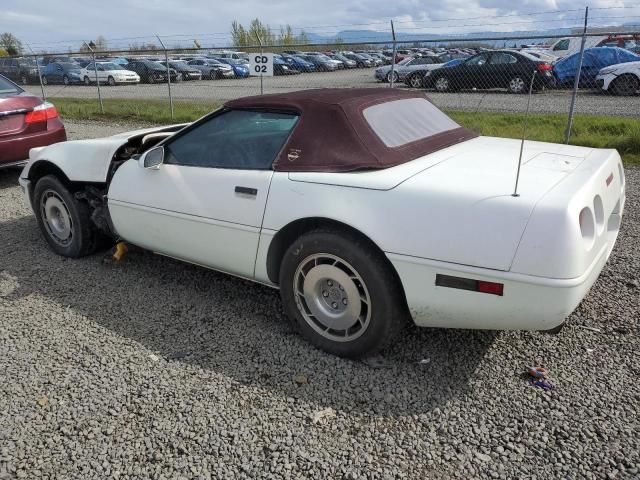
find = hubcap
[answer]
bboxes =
[410,76,421,88]
[510,77,524,92]
[436,78,448,91]
[40,190,73,246]
[293,254,371,342]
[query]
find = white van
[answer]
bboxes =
[546,36,606,58]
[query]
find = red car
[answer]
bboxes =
[0,74,66,168]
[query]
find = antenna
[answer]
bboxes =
[512,70,537,198]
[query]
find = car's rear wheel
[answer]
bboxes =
[107,76,116,86]
[63,75,70,86]
[408,73,423,88]
[434,76,450,92]
[209,70,217,80]
[83,76,91,86]
[508,76,526,94]
[386,71,399,83]
[42,75,48,85]
[279,229,406,358]
[611,74,639,96]
[33,175,102,258]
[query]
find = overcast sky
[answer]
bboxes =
[1,0,638,51]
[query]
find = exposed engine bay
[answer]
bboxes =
[76,124,189,239]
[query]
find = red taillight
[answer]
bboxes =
[24,102,58,124]
[477,281,504,296]
[537,63,552,71]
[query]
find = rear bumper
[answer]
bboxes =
[390,221,621,331]
[0,119,66,165]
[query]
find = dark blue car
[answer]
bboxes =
[212,57,250,78]
[553,47,640,87]
[281,54,316,73]
[41,62,83,85]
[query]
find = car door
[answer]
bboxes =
[107,109,299,279]
[460,53,491,88]
[486,52,519,88]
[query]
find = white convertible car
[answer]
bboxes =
[19,89,625,357]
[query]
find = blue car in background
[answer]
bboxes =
[553,47,640,87]
[212,57,250,78]
[281,54,316,72]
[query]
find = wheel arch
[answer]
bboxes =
[265,216,409,309]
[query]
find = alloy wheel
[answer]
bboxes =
[293,253,371,342]
[40,190,73,247]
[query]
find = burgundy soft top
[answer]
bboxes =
[225,88,478,172]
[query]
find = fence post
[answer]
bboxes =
[83,42,104,114]
[389,20,397,88]
[156,34,174,120]
[255,33,264,95]
[565,6,588,144]
[25,43,46,100]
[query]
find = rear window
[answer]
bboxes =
[363,98,461,148]
[0,75,22,95]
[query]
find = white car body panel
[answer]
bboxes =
[596,61,640,91]
[107,160,273,278]
[19,124,625,332]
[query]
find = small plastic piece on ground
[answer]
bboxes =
[527,365,554,390]
[310,407,336,424]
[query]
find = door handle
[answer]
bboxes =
[235,186,258,196]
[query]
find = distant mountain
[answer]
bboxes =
[303,25,633,47]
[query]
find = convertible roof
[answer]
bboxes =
[225,88,477,172]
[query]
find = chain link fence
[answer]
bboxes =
[2,26,639,141]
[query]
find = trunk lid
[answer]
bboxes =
[0,93,43,137]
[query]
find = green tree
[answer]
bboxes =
[0,32,22,55]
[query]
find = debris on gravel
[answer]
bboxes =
[0,120,638,479]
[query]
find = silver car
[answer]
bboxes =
[375,56,443,83]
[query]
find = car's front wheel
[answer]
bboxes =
[33,175,102,258]
[386,71,399,83]
[63,75,70,86]
[107,76,116,86]
[83,76,91,86]
[279,229,406,358]
[41,75,48,85]
[434,76,450,92]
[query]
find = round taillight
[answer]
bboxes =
[593,195,604,234]
[579,207,595,248]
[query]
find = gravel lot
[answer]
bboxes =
[24,69,640,117]
[1,120,639,479]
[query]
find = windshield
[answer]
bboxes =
[101,63,123,70]
[0,75,23,95]
[58,62,80,70]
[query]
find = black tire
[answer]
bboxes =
[20,75,28,85]
[63,75,70,86]
[107,76,116,86]
[611,74,639,96]
[181,72,188,81]
[33,175,101,258]
[83,76,91,86]
[386,71,399,83]
[434,76,450,92]
[279,229,407,358]
[408,73,423,88]
[42,75,48,85]
[209,70,217,80]
[508,76,526,94]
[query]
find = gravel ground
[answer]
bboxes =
[23,69,640,117]
[1,120,639,479]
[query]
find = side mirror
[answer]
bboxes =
[138,146,164,170]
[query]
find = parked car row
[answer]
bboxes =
[395,47,640,96]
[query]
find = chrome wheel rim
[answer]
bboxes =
[40,190,73,246]
[410,75,421,88]
[510,77,524,92]
[293,254,371,342]
[435,77,448,91]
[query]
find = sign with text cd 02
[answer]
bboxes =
[249,53,274,77]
